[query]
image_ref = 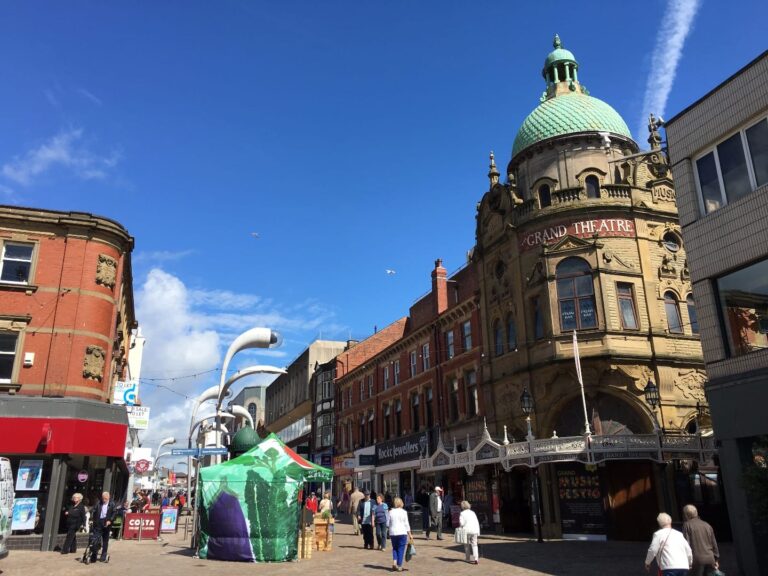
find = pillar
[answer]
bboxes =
[41,456,67,551]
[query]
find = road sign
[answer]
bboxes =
[200,447,229,456]
[171,448,200,457]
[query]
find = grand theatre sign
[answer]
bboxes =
[519,218,636,252]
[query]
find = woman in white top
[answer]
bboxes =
[644,512,692,576]
[459,500,481,564]
[318,492,334,515]
[387,497,412,572]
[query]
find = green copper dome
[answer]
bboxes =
[511,35,634,160]
[231,425,260,455]
[512,93,632,158]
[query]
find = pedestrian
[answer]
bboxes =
[305,491,319,515]
[459,500,481,565]
[161,492,170,507]
[357,489,375,549]
[319,492,334,515]
[61,493,86,554]
[387,497,412,572]
[374,494,390,551]
[426,486,444,540]
[682,504,720,576]
[91,491,117,563]
[349,485,364,536]
[644,512,692,576]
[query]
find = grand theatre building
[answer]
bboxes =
[419,37,723,541]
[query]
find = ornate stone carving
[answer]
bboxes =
[674,369,707,402]
[96,254,117,289]
[83,345,106,381]
[602,250,634,269]
[659,254,677,278]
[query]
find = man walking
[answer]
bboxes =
[92,491,117,562]
[356,489,375,549]
[426,486,444,540]
[682,504,720,576]
[349,485,364,536]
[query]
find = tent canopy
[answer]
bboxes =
[198,433,333,562]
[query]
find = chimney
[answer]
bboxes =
[432,258,448,315]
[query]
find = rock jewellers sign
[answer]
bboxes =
[519,218,636,252]
[376,431,429,467]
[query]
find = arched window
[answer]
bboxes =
[247,402,257,421]
[665,292,683,334]
[687,295,699,334]
[493,320,503,356]
[556,258,597,330]
[506,315,517,351]
[538,184,551,208]
[585,175,600,199]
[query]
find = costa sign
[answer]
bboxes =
[519,218,635,252]
[123,513,161,540]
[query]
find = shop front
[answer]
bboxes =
[0,396,129,551]
[353,446,375,493]
[375,430,430,503]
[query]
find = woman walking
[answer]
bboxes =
[374,494,390,550]
[459,500,481,565]
[387,497,412,572]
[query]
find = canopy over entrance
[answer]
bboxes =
[198,433,333,562]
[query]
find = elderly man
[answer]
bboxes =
[682,504,720,576]
[426,486,444,540]
[92,491,117,563]
[645,512,692,576]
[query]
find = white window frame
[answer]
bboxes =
[383,366,389,390]
[422,343,430,371]
[693,116,767,216]
[462,320,472,351]
[368,374,374,398]
[0,332,19,384]
[0,242,34,285]
[360,379,365,402]
[410,350,417,377]
[445,330,455,359]
[393,360,400,385]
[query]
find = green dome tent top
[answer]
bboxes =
[511,35,634,160]
[231,425,260,455]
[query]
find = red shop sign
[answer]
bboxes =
[123,513,161,540]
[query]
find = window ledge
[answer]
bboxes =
[0,282,38,294]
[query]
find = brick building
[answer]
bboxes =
[0,205,136,551]
[335,259,483,502]
[665,50,768,576]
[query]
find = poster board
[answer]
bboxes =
[160,506,178,533]
[15,460,42,491]
[556,463,607,541]
[123,512,161,540]
[11,497,37,531]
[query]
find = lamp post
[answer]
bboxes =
[215,328,282,457]
[520,387,544,543]
[643,379,665,433]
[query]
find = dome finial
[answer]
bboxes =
[553,34,561,49]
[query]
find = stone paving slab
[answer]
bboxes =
[0,518,739,576]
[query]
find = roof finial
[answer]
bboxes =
[488,151,500,186]
[553,34,562,49]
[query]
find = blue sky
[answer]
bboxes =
[0,1,765,451]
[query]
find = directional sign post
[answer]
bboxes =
[171,448,200,457]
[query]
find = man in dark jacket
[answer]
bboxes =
[91,491,117,562]
[426,486,444,540]
[61,493,86,554]
[682,504,720,576]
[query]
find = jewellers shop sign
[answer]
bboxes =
[519,218,635,252]
[376,431,429,467]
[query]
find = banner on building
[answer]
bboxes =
[15,460,43,491]
[113,380,139,406]
[127,406,151,430]
[556,463,607,540]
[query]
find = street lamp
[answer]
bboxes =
[520,387,543,543]
[643,379,665,432]
[215,328,282,455]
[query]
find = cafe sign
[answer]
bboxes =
[519,218,635,252]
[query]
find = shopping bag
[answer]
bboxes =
[405,542,416,562]
[454,527,467,544]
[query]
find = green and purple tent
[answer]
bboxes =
[197,433,332,562]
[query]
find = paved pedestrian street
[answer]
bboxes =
[1,519,739,576]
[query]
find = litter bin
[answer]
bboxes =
[405,503,423,533]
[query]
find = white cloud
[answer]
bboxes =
[637,0,701,143]
[133,249,195,264]
[1,127,120,186]
[77,88,103,107]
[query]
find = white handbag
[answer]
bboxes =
[454,527,468,544]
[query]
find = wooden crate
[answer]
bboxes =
[299,527,314,559]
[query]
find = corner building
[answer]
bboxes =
[473,37,714,540]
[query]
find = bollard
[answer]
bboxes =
[138,515,143,542]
